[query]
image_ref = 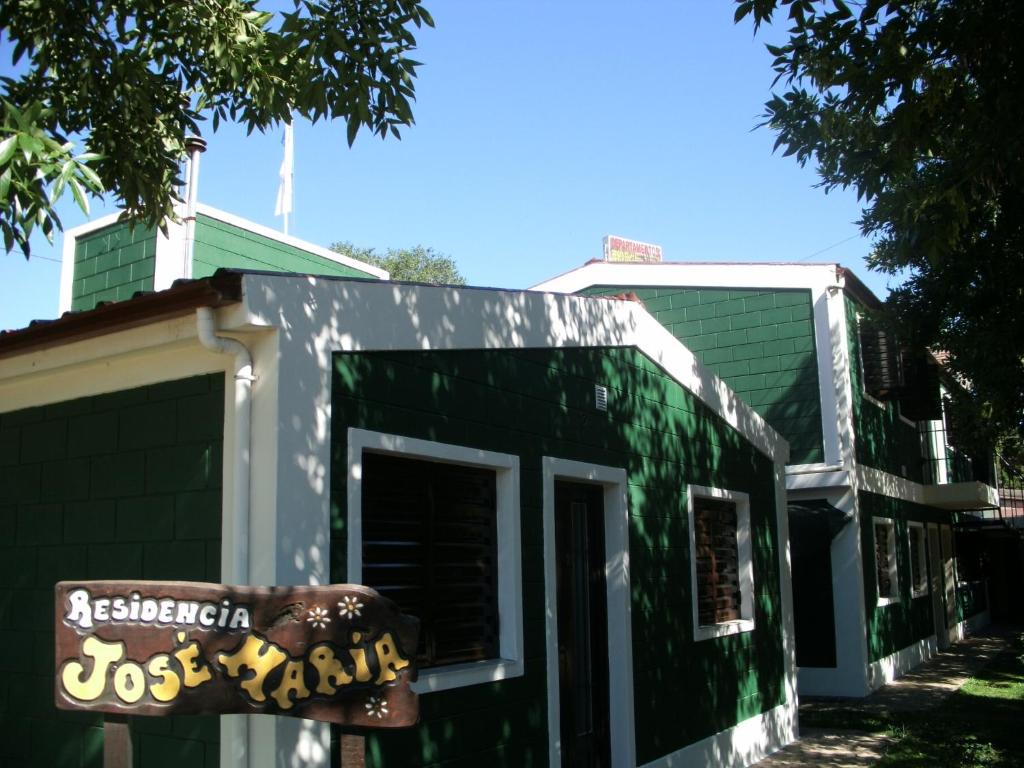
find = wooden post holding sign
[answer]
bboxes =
[55,581,419,767]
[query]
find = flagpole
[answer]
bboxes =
[275,118,294,234]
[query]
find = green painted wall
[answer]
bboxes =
[192,214,380,279]
[845,297,924,481]
[859,491,947,663]
[330,347,786,767]
[71,221,157,311]
[578,286,824,465]
[0,375,223,767]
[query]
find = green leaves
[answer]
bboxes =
[0,0,434,257]
[736,0,1024,439]
[0,99,104,257]
[329,242,466,286]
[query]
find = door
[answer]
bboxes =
[927,524,946,646]
[555,480,611,767]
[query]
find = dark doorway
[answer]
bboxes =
[555,480,611,767]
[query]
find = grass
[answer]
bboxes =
[802,632,1024,768]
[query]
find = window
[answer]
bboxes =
[857,315,901,404]
[687,486,754,641]
[347,428,523,692]
[908,523,928,597]
[874,517,899,604]
[362,453,498,667]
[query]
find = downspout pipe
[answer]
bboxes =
[197,306,254,767]
[196,306,254,586]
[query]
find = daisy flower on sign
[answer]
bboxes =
[365,695,388,719]
[307,606,331,628]
[338,595,364,619]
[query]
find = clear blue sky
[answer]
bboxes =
[0,1,902,330]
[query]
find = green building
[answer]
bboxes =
[532,260,997,697]
[1,214,798,766]
[57,203,386,314]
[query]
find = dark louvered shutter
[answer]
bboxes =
[362,452,499,668]
[898,351,942,421]
[859,321,902,400]
[694,498,741,626]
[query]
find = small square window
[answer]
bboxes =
[908,523,929,597]
[687,486,754,641]
[874,517,899,604]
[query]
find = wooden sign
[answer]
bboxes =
[54,581,419,727]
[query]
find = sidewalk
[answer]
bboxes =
[754,626,1016,768]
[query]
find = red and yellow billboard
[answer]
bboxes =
[603,235,662,263]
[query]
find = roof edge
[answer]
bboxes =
[0,272,243,359]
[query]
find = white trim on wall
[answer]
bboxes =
[154,210,188,292]
[811,288,843,466]
[346,428,524,694]
[238,274,789,464]
[529,261,842,294]
[639,702,797,768]
[542,457,635,768]
[686,485,755,641]
[858,465,926,504]
[773,460,799,715]
[867,635,938,691]
[826,280,857,471]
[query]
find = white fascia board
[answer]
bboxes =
[0,314,228,410]
[235,274,790,463]
[785,468,852,492]
[855,466,1000,509]
[922,480,1000,509]
[858,465,927,504]
[194,203,390,279]
[529,260,841,293]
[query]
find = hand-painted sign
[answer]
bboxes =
[603,235,663,263]
[54,581,419,727]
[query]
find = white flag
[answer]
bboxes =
[275,121,294,222]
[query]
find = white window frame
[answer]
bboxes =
[541,457,636,768]
[907,522,929,598]
[687,485,755,641]
[874,517,900,605]
[346,427,523,693]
